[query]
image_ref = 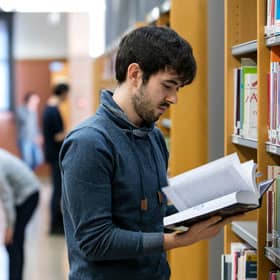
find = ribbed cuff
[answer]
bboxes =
[142,232,164,255]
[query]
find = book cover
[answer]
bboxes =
[243,70,258,139]
[239,59,257,137]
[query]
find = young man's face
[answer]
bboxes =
[132,70,182,124]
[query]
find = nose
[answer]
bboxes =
[165,91,177,104]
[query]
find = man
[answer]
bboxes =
[60,26,238,279]
[42,83,69,234]
[16,92,43,170]
[0,148,40,280]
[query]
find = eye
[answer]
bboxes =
[163,84,171,89]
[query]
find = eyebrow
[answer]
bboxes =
[163,79,179,86]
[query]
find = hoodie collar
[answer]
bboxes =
[100,90,154,137]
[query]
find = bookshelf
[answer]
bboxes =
[224,0,279,278]
[231,221,258,249]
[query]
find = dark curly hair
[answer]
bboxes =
[53,83,69,96]
[115,26,196,86]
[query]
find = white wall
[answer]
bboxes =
[67,13,93,127]
[13,13,67,59]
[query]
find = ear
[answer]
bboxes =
[126,63,142,87]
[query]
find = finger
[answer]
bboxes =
[193,215,223,231]
[220,213,245,225]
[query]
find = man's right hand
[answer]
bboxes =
[163,214,244,251]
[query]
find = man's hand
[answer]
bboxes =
[164,214,244,251]
[4,228,13,245]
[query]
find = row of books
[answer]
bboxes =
[267,165,280,248]
[269,270,280,279]
[221,242,257,280]
[232,47,280,146]
[269,46,280,145]
[265,0,280,36]
[233,58,258,140]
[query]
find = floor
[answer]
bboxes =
[23,178,69,280]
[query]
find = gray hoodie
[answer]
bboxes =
[0,149,40,229]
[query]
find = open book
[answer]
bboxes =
[163,153,274,232]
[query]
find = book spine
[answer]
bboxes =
[268,72,271,142]
[276,176,280,247]
[267,189,274,247]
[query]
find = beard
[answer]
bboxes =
[131,84,161,124]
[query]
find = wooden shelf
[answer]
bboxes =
[231,221,257,249]
[265,247,280,268]
[231,40,257,56]
[225,0,276,279]
[231,135,257,149]
[266,142,280,155]
[266,34,280,47]
[168,1,208,279]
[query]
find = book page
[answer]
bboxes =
[240,160,258,193]
[163,153,254,211]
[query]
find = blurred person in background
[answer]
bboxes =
[0,197,9,280]
[42,83,69,235]
[16,92,44,170]
[0,148,40,280]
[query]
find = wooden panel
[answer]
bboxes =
[0,112,18,155]
[169,242,208,280]
[227,0,257,46]
[169,1,208,279]
[170,0,208,175]
[92,56,104,112]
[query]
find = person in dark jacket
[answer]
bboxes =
[43,83,69,234]
[60,26,238,280]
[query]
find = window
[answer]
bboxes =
[0,13,13,111]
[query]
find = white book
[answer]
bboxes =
[163,153,274,231]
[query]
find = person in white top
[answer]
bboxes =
[0,148,40,280]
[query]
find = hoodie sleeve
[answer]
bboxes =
[0,173,16,230]
[60,128,163,262]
